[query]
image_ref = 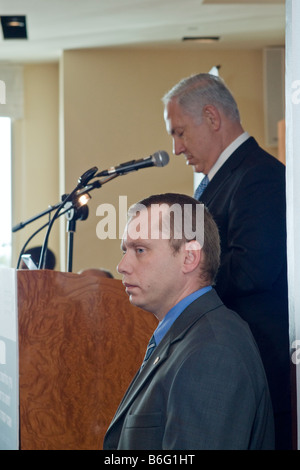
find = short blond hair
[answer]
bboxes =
[128,193,220,285]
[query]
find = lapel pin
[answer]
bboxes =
[153,356,160,365]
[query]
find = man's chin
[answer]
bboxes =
[129,295,151,314]
[128,293,140,307]
[193,165,202,173]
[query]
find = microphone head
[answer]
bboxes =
[153,151,169,167]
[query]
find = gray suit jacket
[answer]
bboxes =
[103,289,274,450]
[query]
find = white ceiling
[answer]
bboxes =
[0,0,285,63]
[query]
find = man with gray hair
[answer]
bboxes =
[163,73,291,449]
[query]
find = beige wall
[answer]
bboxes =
[12,63,59,269]
[12,46,277,276]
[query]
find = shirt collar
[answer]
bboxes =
[153,286,212,346]
[208,131,250,181]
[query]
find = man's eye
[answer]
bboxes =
[171,129,184,138]
[176,131,184,138]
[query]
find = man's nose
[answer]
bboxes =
[117,253,130,275]
[173,137,185,155]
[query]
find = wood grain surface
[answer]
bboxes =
[17,270,157,450]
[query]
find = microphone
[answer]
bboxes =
[97,151,169,177]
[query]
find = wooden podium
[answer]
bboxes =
[17,270,157,450]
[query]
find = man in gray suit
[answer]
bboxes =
[103,193,274,450]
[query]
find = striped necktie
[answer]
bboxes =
[194,174,209,200]
[140,335,156,370]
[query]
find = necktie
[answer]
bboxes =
[194,174,209,200]
[140,335,156,370]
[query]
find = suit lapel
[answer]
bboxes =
[106,289,224,433]
[201,137,257,204]
[108,335,171,426]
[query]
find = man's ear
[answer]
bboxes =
[182,241,202,273]
[203,105,221,131]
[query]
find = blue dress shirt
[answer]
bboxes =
[153,286,212,347]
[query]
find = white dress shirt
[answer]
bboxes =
[208,131,250,182]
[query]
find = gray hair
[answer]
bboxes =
[162,73,240,123]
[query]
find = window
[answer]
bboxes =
[0,117,12,267]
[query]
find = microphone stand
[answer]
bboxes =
[15,206,72,269]
[12,167,119,272]
[38,167,100,270]
[65,202,89,273]
[12,203,61,233]
[63,175,117,272]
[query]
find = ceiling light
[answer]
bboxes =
[182,36,220,43]
[7,20,25,27]
[0,15,27,39]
